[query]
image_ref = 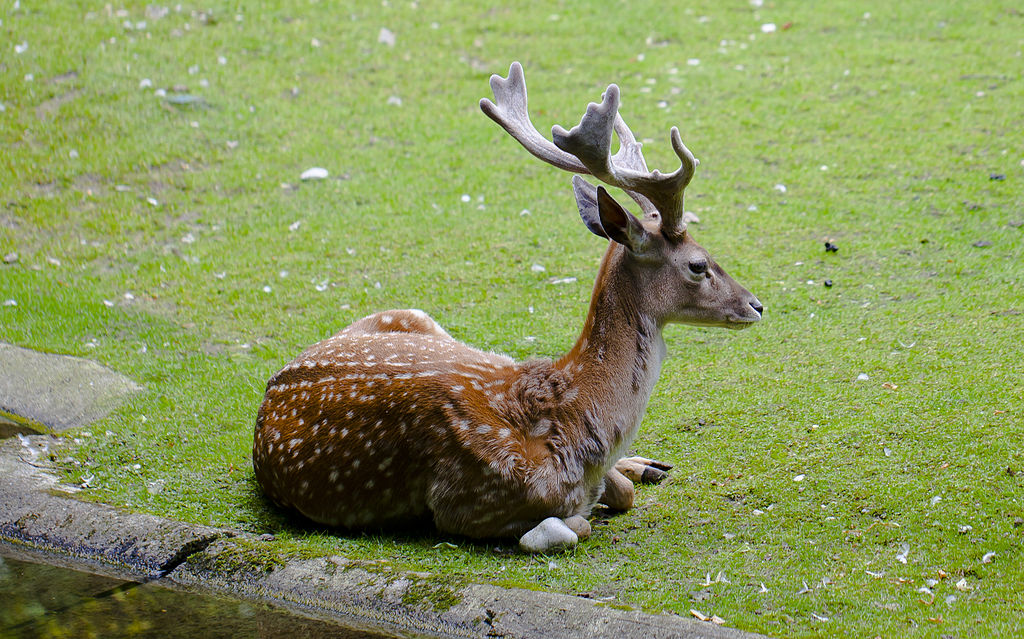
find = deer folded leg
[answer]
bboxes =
[598,466,635,511]
[614,456,673,484]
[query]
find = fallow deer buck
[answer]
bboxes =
[253,62,763,553]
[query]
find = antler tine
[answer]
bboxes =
[552,84,700,232]
[611,114,657,215]
[480,62,588,174]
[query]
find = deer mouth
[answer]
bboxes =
[726,319,757,330]
[725,312,762,329]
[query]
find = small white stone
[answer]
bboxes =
[687,58,700,66]
[896,542,910,564]
[14,41,28,54]
[761,23,777,33]
[378,27,396,47]
[856,373,870,381]
[300,167,328,181]
[519,517,578,553]
[774,183,787,193]
[386,95,402,106]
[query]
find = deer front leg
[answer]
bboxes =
[599,457,673,511]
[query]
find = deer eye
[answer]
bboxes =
[688,259,708,275]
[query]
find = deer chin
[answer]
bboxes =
[725,318,759,330]
[671,312,760,330]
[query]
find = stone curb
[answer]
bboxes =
[0,437,767,639]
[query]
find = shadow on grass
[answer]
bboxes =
[238,472,512,556]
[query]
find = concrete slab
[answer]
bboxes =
[0,341,143,433]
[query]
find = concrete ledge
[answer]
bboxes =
[0,437,766,639]
[0,438,221,579]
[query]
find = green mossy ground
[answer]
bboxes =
[2,1,1021,636]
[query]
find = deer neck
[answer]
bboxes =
[555,245,667,459]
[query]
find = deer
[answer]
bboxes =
[252,62,763,553]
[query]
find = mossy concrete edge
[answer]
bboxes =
[0,437,768,639]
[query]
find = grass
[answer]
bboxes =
[2,0,1022,636]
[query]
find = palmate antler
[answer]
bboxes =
[480,61,698,234]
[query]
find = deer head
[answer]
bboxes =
[480,62,763,330]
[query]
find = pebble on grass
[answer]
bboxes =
[300,167,328,181]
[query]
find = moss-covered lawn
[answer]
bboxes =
[2,1,1021,636]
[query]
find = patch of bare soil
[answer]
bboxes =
[36,89,83,120]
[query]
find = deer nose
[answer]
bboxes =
[750,300,764,316]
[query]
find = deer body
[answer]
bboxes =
[253,63,762,552]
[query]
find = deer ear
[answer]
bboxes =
[596,186,649,252]
[571,176,608,239]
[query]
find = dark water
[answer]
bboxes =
[0,550,413,639]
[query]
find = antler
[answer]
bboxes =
[479,61,587,173]
[480,61,699,233]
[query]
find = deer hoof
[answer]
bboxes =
[615,456,673,484]
[564,515,592,540]
[519,517,578,553]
